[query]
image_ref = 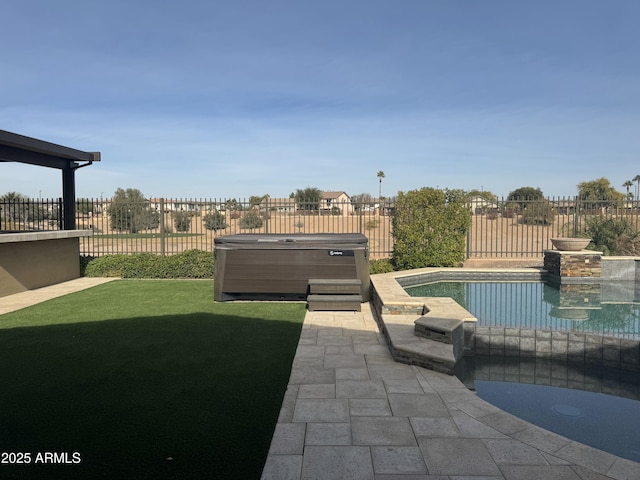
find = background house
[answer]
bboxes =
[469,195,498,215]
[320,191,353,216]
[259,197,297,214]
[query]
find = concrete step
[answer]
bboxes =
[377,314,462,375]
[414,315,464,365]
[307,294,363,312]
[308,278,362,295]
[414,315,463,343]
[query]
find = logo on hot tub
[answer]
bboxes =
[328,250,354,256]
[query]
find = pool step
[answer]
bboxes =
[307,279,363,311]
[374,297,475,375]
[414,315,464,361]
[379,314,460,374]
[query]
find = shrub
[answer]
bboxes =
[521,200,555,225]
[369,258,394,274]
[239,211,263,229]
[172,211,192,232]
[392,187,470,269]
[365,219,378,230]
[582,217,639,255]
[83,250,213,278]
[203,211,227,231]
[79,255,96,276]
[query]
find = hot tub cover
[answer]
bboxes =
[214,233,368,249]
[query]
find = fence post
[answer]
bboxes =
[57,198,63,230]
[159,198,166,256]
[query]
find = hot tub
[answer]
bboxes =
[214,233,370,301]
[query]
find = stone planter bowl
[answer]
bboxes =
[550,237,591,251]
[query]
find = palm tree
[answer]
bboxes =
[634,174,640,204]
[623,180,633,201]
[377,171,385,202]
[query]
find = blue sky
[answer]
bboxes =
[2,0,639,200]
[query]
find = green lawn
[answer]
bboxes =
[0,280,306,480]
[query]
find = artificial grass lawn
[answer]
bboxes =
[0,280,306,479]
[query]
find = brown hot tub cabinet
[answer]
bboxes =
[214,233,370,305]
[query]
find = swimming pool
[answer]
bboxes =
[405,281,640,339]
[457,355,640,463]
[404,279,640,462]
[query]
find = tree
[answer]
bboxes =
[507,187,544,209]
[0,192,29,225]
[377,171,385,201]
[108,188,158,233]
[633,174,640,202]
[224,199,243,211]
[521,200,555,225]
[76,198,94,215]
[466,189,497,202]
[294,187,321,211]
[172,210,191,232]
[351,193,374,212]
[623,180,633,200]
[203,210,227,231]
[249,194,269,208]
[392,187,471,268]
[577,178,624,208]
[239,210,263,229]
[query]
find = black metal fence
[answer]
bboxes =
[0,197,64,231]
[467,196,640,258]
[2,196,639,259]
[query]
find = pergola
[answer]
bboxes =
[0,129,100,230]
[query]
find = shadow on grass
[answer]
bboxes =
[0,312,303,480]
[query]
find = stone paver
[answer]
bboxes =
[261,303,640,480]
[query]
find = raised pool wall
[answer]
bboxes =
[370,252,640,374]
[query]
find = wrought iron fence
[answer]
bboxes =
[0,197,63,231]
[2,195,638,259]
[467,196,640,258]
[72,197,393,258]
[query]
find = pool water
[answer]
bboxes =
[406,280,640,462]
[457,355,640,463]
[405,281,640,339]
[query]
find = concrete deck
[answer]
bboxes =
[0,277,117,315]
[261,303,639,480]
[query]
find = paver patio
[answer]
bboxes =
[261,304,639,480]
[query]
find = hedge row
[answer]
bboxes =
[82,249,214,279]
[81,250,399,279]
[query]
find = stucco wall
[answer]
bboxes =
[0,237,80,297]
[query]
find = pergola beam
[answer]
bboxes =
[0,129,100,230]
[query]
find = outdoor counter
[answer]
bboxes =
[0,230,92,298]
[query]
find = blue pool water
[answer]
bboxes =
[405,281,640,339]
[406,280,640,462]
[458,355,640,463]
